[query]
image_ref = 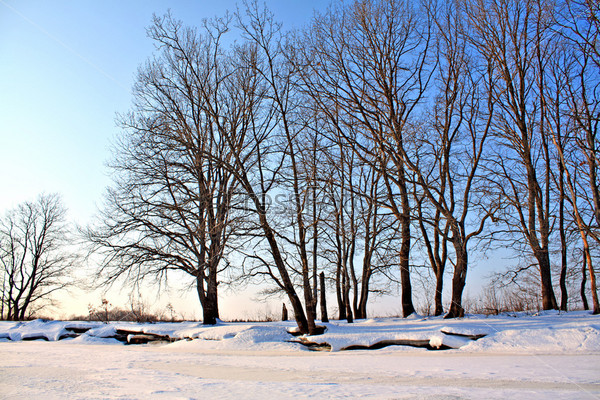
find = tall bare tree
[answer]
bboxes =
[229,2,326,333]
[463,0,559,310]
[548,0,600,313]
[86,14,241,324]
[317,125,400,321]
[401,1,497,318]
[300,0,434,317]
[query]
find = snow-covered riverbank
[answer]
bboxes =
[1,311,598,399]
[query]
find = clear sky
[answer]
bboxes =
[0,0,496,320]
[0,0,328,225]
[0,0,354,319]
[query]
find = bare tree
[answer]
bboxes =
[223,2,325,334]
[463,0,559,310]
[400,1,498,318]
[320,137,357,322]
[0,194,77,320]
[300,0,434,317]
[551,0,600,313]
[412,154,450,317]
[86,14,241,325]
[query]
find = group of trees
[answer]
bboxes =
[2,0,598,330]
[84,0,600,334]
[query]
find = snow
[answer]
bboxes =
[301,311,600,352]
[0,311,599,399]
[0,319,101,341]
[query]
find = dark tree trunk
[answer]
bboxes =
[320,272,329,323]
[197,274,219,325]
[357,292,368,319]
[202,298,218,325]
[312,182,319,318]
[445,243,467,319]
[18,303,28,320]
[434,269,444,316]
[282,303,288,321]
[345,299,353,323]
[343,263,353,323]
[301,256,318,333]
[559,251,568,311]
[582,255,589,310]
[559,158,568,311]
[356,198,376,320]
[257,209,310,333]
[416,197,446,317]
[357,260,371,319]
[336,258,346,320]
[350,258,359,319]
[522,138,558,311]
[399,215,415,317]
[398,171,415,317]
[536,249,558,310]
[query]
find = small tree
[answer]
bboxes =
[0,194,77,320]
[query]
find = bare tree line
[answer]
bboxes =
[2,0,598,327]
[84,0,599,332]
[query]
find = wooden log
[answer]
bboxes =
[439,330,487,340]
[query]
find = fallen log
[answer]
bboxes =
[290,337,452,351]
[440,330,487,340]
[114,329,180,344]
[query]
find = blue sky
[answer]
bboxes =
[0,0,327,225]
[0,0,498,319]
[0,0,336,318]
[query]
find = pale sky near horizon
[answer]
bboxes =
[0,0,496,319]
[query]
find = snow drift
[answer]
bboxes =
[0,310,598,354]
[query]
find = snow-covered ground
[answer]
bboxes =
[0,311,599,399]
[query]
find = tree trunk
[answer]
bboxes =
[343,263,353,323]
[0,283,4,320]
[201,296,219,325]
[357,196,376,320]
[399,235,415,317]
[312,183,319,318]
[335,258,345,320]
[536,249,558,310]
[582,255,589,310]
[257,209,310,333]
[581,237,600,314]
[539,261,558,310]
[445,242,467,319]
[559,159,568,311]
[524,143,557,311]
[320,272,329,323]
[350,256,359,319]
[434,268,444,316]
[357,258,371,319]
[282,303,288,321]
[301,254,317,333]
[398,171,415,317]
[197,274,219,325]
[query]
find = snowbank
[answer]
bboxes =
[0,311,598,353]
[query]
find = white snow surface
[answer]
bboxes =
[0,311,599,399]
